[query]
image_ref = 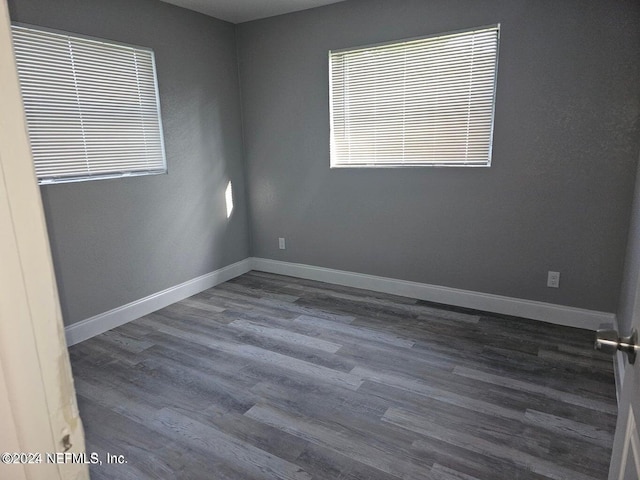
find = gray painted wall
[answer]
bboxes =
[617,153,640,336]
[8,0,250,326]
[237,0,640,314]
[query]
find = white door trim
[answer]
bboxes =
[0,1,88,477]
[617,406,640,480]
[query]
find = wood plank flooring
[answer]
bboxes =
[68,271,618,480]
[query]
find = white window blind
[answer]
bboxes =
[11,24,166,184]
[329,25,499,168]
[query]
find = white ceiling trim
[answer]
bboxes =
[159,0,349,24]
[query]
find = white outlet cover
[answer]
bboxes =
[547,271,560,288]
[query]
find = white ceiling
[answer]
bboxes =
[159,0,349,24]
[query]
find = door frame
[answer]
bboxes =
[0,0,88,478]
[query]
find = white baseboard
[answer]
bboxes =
[64,258,252,346]
[65,256,616,346]
[250,257,615,331]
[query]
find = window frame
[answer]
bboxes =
[11,22,168,185]
[328,24,500,169]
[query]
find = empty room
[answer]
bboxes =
[1,0,640,479]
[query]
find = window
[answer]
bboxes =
[11,24,166,184]
[329,25,499,168]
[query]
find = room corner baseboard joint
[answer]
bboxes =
[64,256,616,346]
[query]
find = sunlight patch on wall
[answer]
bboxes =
[225,181,234,218]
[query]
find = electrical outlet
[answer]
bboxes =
[278,237,286,250]
[547,271,560,288]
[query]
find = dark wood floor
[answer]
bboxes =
[69,271,618,480]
